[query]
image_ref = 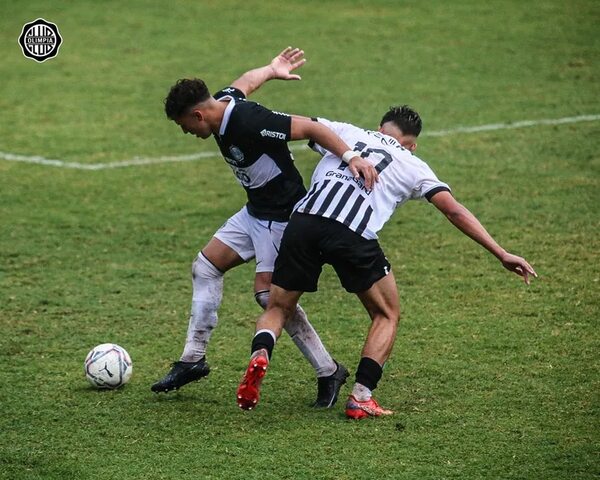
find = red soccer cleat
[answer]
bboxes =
[236,351,269,410]
[345,395,394,419]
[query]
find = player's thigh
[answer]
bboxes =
[201,237,245,273]
[356,272,400,321]
[251,218,287,274]
[269,284,304,312]
[247,217,286,292]
[210,207,256,271]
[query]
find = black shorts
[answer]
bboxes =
[272,213,391,294]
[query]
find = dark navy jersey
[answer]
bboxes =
[211,87,306,222]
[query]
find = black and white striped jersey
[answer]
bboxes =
[211,87,306,222]
[295,118,451,240]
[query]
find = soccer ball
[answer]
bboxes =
[84,343,133,389]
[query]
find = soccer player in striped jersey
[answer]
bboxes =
[237,109,537,418]
[152,48,377,409]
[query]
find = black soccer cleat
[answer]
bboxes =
[312,361,349,408]
[151,358,210,393]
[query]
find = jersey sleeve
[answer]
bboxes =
[213,86,246,101]
[307,117,352,156]
[238,102,292,144]
[410,160,451,202]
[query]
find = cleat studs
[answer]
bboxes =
[253,363,258,368]
[248,407,252,410]
[252,399,257,404]
[237,395,242,399]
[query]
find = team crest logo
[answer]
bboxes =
[18,18,62,63]
[226,146,245,166]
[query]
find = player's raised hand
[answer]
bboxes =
[500,252,538,285]
[270,46,306,80]
[348,156,379,190]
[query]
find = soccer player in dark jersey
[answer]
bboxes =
[152,48,378,409]
[236,107,537,419]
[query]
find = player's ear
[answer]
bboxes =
[409,143,417,152]
[191,109,204,122]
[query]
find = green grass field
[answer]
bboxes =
[1,1,599,478]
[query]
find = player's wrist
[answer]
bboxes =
[495,248,508,261]
[341,150,357,164]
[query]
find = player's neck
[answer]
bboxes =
[205,100,228,135]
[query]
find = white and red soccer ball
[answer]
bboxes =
[84,343,132,389]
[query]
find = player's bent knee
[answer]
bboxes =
[192,254,223,281]
[267,298,297,321]
[261,285,302,321]
[270,301,296,319]
[254,290,269,310]
[254,288,294,317]
[372,309,400,326]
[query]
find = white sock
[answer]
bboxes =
[254,291,336,377]
[180,254,224,362]
[352,382,372,402]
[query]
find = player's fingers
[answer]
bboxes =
[285,47,300,60]
[364,167,376,189]
[524,261,537,277]
[513,265,524,276]
[366,166,378,186]
[360,167,369,188]
[290,59,306,70]
[287,74,301,80]
[349,163,360,180]
[277,47,292,60]
[513,265,530,285]
[289,49,304,63]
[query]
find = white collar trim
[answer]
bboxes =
[219,96,236,136]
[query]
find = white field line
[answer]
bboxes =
[1,114,598,170]
[0,150,219,171]
[422,114,600,137]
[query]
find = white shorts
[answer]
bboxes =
[213,206,287,273]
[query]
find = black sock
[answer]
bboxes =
[355,357,383,391]
[251,331,275,360]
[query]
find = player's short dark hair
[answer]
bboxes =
[164,78,211,119]
[380,105,422,137]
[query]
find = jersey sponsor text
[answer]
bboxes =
[260,129,286,140]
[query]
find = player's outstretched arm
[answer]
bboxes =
[230,47,306,97]
[430,191,537,284]
[290,117,379,190]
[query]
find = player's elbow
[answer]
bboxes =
[442,207,464,223]
[444,204,478,231]
[290,117,320,141]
